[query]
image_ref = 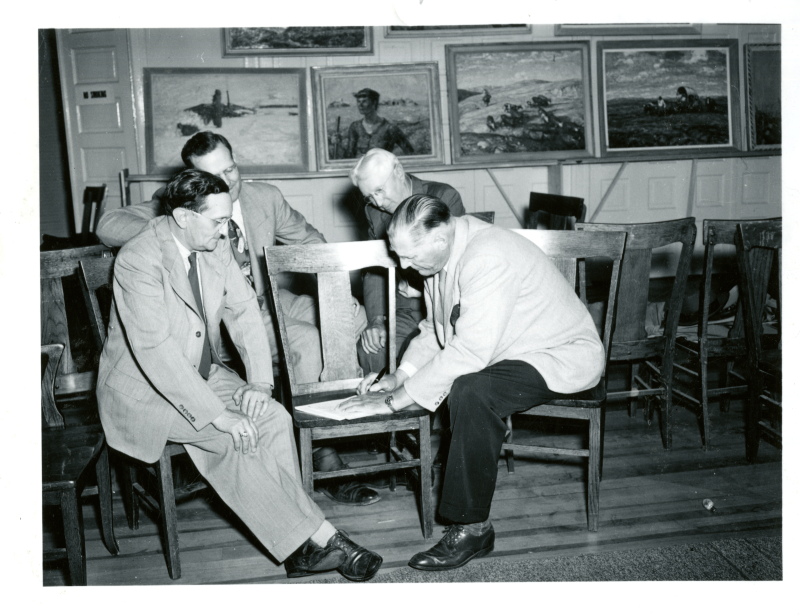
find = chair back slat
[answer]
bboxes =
[578,218,697,348]
[317,271,361,383]
[265,241,398,398]
[79,257,115,349]
[527,192,587,231]
[41,344,65,428]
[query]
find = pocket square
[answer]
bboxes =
[450,303,460,327]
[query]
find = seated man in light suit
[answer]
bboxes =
[350,148,465,375]
[96,132,378,507]
[97,168,382,581]
[339,195,605,571]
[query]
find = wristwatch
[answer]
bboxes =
[385,394,398,413]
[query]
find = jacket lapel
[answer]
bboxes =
[199,249,225,323]
[156,218,202,319]
[440,217,471,342]
[237,183,268,298]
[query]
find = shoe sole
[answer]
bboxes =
[317,488,382,506]
[338,557,383,582]
[286,549,347,578]
[407,542,494,572]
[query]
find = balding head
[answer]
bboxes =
[350,148,410,213]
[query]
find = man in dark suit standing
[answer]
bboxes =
[97,168,382,581]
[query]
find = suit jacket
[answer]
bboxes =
[401,216,605,411]
[362,175,464,322]
[97,216,274,463]
[95,182,326,299]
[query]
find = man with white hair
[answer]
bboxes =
[350,148,465,375]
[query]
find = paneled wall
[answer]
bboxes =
[114,25,781,257]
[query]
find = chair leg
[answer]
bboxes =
[599,405,606,482]
[389,431,398,491]
[719,358,736,414]
[418,415,433,539]
[299,429,314,496]
[745,383,762,463]
[662,355,675,450]
[119,458,139,531]
[95,442,120,555]
[154,450,181,580]
[60,487,87,586]
[504,416,515,474]
[628,363,640,417]
[699,346,711,450]
[587,411,601,532]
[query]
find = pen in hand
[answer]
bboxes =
[369,368,388,391]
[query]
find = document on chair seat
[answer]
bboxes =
[295,396,391,420]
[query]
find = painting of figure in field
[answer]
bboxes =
[323,74,433,160]
[603,48,732,150]
[149,71,303,172]
[454,48,587,157]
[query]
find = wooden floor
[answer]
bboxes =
[43,395,781,586]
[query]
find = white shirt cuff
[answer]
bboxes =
[397,361,418,378]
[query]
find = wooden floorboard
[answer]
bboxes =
[42,397,782,586]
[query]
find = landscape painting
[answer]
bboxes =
[222,27,372,56]
[445,42,592,164]
[144,68,308,175]
[598,40,741,156]
[746,44,781,151]
[311,63,444,170]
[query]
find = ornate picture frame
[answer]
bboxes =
[555,24,701,36]
[222,27,373,56]
[311,63,444,171]
[745,43,781,151]
[445,42,593,165]
[597,39,742,158]
[144,68,309,175]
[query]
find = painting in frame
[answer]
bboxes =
[222,27,372,56]
[385,24,531,38]
[555,24,701,36]
[311,63,444,171]
[144,68,308,175]
[597,39,741,158]
[745,43,781,151]
[445,42,593,165]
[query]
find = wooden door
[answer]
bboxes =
[56,29,139,232]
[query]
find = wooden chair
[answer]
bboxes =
[81,184,108,245]
[672,218,781,450]
[527,191,587,230]
[734,220,782,462]
[41,245,113,409]
[577,218,696,450]
[79,256,207,580]
[265,241,434,539]
[501,229,626,531]
[41,343,119,585]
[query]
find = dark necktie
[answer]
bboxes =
[188,252,212,379]
[436,269,448,342]
[227,219,252,282]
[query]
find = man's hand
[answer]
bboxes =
[398,278,422,299]
[357,371,400,396]
[211,408,260,455]
[336,391,393,416]
[233,383,273,419]
[360,318,387,354]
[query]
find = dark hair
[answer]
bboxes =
[387,194,451,242]
[163,168,229,215]
[181,131,233,168]
[354,88,380,104]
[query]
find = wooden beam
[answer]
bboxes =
[589,162,628,222]
[486,169,525,226]
[686,159,698,218]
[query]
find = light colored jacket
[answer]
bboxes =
[401,216,605,411]
[97,216,274,463]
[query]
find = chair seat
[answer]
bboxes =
[42,424,105,492]
[543,380,606,408]
[292,389,430,429]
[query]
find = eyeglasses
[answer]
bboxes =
[194,210,231,229]
[362,165,396,206]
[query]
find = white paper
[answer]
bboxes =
[295,396,392,421]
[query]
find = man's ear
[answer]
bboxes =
[172,207,190,230]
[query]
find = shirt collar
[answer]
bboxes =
[171,233,193,273]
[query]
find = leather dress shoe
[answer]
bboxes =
[318,481,381,506]
[284,538,346,578]
[328,530,383,582]
[408,523,495,571]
